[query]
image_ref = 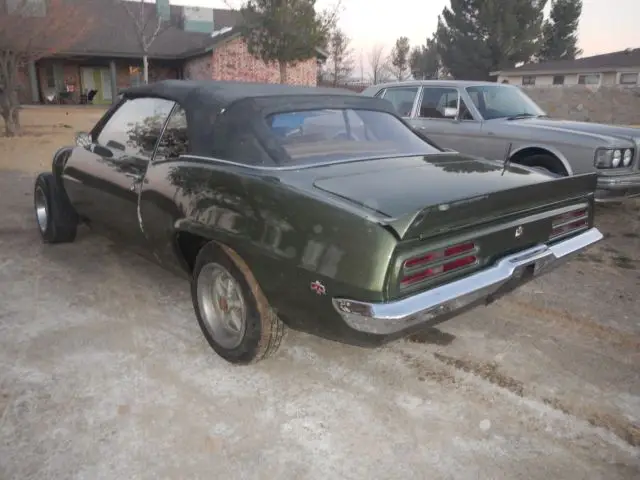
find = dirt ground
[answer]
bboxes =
[0,108,639,479]
[0,106,106,174]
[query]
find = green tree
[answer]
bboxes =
[409,37,441,80]
[434,0,547,80]
[327,28,354,86]
[538,0,583,61]
[239,0,337,84]
[389,36,411,80]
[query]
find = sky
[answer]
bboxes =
[171,0,639,65]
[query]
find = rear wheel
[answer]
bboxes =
[191,242,286,364]
[34,172,78,243]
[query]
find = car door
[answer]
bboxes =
[137,103,192,272]
[62,96,176,245]
[464,86,512,161]
[408,86,483,154]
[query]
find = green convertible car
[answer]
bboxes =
[33,80,603,364]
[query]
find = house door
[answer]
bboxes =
[82,68,113,105]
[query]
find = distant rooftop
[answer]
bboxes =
[493,48,640,75]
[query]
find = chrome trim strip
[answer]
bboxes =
[596,173,640,187]
[332,227,603,335]
[178,152,454,172]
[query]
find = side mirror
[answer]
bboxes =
[443,107,458,119]
[75,131,91,148]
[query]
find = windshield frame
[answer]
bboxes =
[464,84,547,121]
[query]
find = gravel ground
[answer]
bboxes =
[1,165,639,479]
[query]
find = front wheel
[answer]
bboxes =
[191,242,286,364]
[34,172,78,243]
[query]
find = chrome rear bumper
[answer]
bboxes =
[332,227,603,335]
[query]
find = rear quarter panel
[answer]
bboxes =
[139,159,399,334]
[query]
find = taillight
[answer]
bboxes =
[401,241,478,287]
[550,208,589,240]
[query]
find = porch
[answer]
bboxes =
[25,56,183,105]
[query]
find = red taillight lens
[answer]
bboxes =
[550,208,588,240]
[401,241,477,287]
[404,252,437,269]
[444,242,475,257]
[443,255,476,272]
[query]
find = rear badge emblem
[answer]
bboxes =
[515,226,524,238]
[310,280,326,295]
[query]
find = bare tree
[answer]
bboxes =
[327,28,354,86]
[118,0,171,84]
[367,44,389,85]
[0,0,91,136]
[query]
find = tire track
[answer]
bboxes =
[399,347,640,448]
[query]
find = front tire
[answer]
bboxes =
[34,172,78,243]
[191,242,286,364]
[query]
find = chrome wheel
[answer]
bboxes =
[196,263,247,349]
[34,185,48,233]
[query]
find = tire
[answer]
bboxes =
[522,154,567,178]
[191,241,286,364]
[34,172,78,243]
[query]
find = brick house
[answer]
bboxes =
[4,0,326,105]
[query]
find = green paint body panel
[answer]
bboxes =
[60,116,597,346]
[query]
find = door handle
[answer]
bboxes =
[124,172,143,191]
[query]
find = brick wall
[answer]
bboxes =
[210,37,317,86]
[521,85,640,125]
[183,54,212,81]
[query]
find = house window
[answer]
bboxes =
[578,74,600,85]
[619,72,639,85]
[522,76,536,85]
[552,75,565,85]
[43,64,56,89]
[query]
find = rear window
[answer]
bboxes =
[266,108,440,164]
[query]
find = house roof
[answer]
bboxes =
[52,0,239,59]
[492,48,640,76]
[32,0,326,61]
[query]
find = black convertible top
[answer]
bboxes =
[122,80,361,109]
[121,80,403,164]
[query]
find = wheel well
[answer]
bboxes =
[52,147,73,178]
[510,147,569,176]
[175,231,210,273]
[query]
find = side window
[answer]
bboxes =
[155,105,189,161]
[418,87,474,120]
[381,86,419,116]
[96,97,175,161]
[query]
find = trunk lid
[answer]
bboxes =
[311,155,597,240]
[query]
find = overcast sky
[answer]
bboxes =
[171,0,639,63]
